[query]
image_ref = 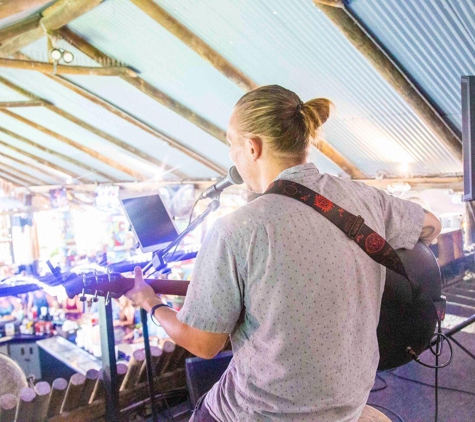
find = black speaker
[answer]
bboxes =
[185,350,233,408]
[462,75,475,201]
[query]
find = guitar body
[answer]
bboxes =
[377,241,441,370]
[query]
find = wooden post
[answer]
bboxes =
[34,381,52,421]
[78,369,99,407]
[120,349,146,390]
[15,387,36,422]
[155,341,176,376]
[48,378,68,418]
[60,373,86,413]
[137,346,162,384]
[0,394,17,422]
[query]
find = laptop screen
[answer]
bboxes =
[120,192,179,253]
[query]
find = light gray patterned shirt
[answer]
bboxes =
[178,163,424,421]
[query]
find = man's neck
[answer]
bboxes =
[256,159,306,193]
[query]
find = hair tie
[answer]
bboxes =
[296,102,303,113]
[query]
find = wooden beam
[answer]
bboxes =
[0,162,47,185]
[2,109,148,181]
[0,168,35,186]
[0,14,41,44]
[0,0,52,20]
[313,0,344,6]
[26,70,188,179]
[312,2,462,162]
[361,176,463,191]
[0,151,65,183]
[0,58,138,77]
[12,53,186,179]
[2,54,226,178]
[0,0,103,57]
[0,75,176,180]
[0,172,26,186]
[0,128,113,182]
[129,0,257,92]
[317,140,367,178]
[0,100,46,108]
[57,27,229,157]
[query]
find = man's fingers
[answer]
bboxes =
[134,266,144,286]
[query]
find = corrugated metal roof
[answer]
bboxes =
[139,0,461,177]
[346,0,475,133]
[0,0,469,189]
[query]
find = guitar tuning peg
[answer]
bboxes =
[92,291,99,303]
[79,288,87,302]
[105,292,111,306]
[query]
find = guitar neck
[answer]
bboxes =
[121,277,190,296]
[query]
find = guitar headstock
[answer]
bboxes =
[62,272,133,301]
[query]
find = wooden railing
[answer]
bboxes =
[0,341,191,422]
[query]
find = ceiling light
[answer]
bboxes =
[49,48,62,62]
[62,50,74,63]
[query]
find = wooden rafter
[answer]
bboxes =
[312,1,462,162]
[317,140,366,179]
[0,0,103,57]
[2,109,149,182]
[0,151,65,183]
[0,0,52,20]
[0,57,138,77]
[127,3,366,179]
[0,100,46,108]
[362,176,463,191]
[57,28,229,152]
[0,162,47,186]
[0,171,27,186]
[25,68,188,179]
[0,75,173,180]
[129,0,258,92]
[0,128,113,182]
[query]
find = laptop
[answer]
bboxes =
[119,191,179,253]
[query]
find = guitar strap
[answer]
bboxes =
[264,179,411,282]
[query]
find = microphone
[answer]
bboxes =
[199,166,243,199]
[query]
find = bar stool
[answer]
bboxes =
[358,405,391,421]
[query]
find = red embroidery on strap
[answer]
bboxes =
[338,208,344,217]
[300,194,311,201]
[365,233,385,254]
[355,234,364,243]
[314,195,334,213]
[283,185,298,196]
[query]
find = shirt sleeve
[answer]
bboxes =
[377,189,425,251]
[176,221,243,334]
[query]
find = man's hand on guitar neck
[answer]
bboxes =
[125,267,229,359]
[420,208,442,245]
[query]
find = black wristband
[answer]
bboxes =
[150,303,171,326]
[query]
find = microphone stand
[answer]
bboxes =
[142,197,221,273]
[140,196,221,421]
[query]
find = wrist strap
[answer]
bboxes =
[264,179,409,280]
[150,303,171,326]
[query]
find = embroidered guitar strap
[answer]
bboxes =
[264,179,410,281]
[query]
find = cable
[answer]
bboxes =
[387,371,475,397]
[371,374,387,392]
[366,402,405,422]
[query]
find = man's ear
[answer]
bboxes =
[248,136,263,161]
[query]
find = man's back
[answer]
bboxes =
[178,163,424,421]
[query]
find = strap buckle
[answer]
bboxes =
[347,215,364,240]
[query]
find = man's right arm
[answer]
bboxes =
[419,209,442,245]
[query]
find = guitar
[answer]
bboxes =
[61,241,442,370]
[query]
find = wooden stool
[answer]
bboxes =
[358,405,391,422]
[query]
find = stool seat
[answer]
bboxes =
[358,405,391,422]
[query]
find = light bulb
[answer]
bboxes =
[49,48,62,62]
[62,50,74,63]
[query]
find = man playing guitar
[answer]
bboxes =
[126,85,441,421]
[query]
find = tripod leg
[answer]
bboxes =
[448,336,475,361]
